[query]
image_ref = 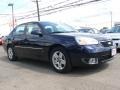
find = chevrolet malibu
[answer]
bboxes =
[3,21,116,73]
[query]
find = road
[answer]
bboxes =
[0,46,120,90]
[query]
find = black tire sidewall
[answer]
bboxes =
[50,47,72,73]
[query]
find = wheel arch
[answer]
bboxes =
[48,44,67,56]
[48,44,72,64]
[7,44,13,49]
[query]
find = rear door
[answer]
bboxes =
[12,24,27,57]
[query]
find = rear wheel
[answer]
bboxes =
[7,47,17,61]
[50,47,72,73]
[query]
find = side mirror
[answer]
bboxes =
[31,30,43,37]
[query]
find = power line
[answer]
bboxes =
[0,0,110,26]
[38,0,108,16]
[0,14,10,16]
[15,0,80,19]
[15,0,79,18]
[16,0,102,20]
[44,0,109,16]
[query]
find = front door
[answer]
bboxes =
[25,22,47,60]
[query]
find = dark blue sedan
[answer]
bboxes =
[3,21,116,73]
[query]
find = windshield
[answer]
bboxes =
[110,26,120,33]
[41,22,77,33]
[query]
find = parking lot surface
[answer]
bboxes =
[0,46,120,90]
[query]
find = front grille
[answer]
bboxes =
[99,55,112,63]
[99,55,112,60]
[100,40,113,47]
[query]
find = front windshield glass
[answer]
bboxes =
[41,22,77,33]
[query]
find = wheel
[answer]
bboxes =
[50,47,72,73]
[117,48,120,53]
[7,47,17,61]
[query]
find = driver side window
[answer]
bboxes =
[26,23,41,35]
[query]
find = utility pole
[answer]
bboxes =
[8,3,14,29]
[110,11,113,28]
[35,0,40,21]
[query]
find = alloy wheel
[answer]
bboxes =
[52,51,66,70]
[8,47,13,60]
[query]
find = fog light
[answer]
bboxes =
[89,58,98,64]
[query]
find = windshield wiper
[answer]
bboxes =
[52,32,65,33]
[67,31,76,33]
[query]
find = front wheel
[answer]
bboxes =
[50,47,72,73]
[7,47,17,61]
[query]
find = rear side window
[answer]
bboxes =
[13,25,25,35]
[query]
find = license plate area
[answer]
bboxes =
[111,48,117,56]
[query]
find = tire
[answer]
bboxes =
[50,47,72,73]
[7,46,17,61]
[117,48,120,53]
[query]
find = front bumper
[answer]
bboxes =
[68,45,116,66]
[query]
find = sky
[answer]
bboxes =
[0,0,120,35]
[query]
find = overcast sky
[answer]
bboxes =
[0,0,120,35]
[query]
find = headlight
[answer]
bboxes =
[75,37,99,45]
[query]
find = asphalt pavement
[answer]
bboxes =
[0,46,120,90]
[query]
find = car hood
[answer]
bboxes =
[52,33,111,41]
[103,33,120,39]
